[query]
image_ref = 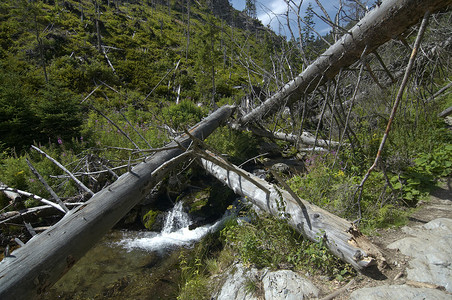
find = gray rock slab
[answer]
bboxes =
[262,270,319,300]
[215,264,259,300]
[214,264,319,300]
[349,284,452,300]
[388,218,452,292]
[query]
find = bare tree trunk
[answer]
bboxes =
[93,0,102,53]
[0,106,235,300]
[185,0,190,60]
[247,126,343,148]
[236,0,450,126]
[438,105,452,118]
[33,14,48,83]
[198,150,384,271]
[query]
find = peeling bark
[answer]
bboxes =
[199,151,384,271]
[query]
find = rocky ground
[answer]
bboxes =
[212,178,452,299]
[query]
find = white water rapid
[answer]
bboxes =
[117,202,224,253]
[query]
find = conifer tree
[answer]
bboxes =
[245,0,257,19]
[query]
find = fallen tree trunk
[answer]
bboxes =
[0,203,84,225]
[438,105,452,118]
[237,0,451,125]
[199,150,384,271]
[0,105,235,300]
[248,126,342,148]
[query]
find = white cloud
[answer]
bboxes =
[231,0,339,36]
[256,0,289,33]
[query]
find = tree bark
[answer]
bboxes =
[199,151,384,271]
[438,105,452,118]
[236,0,451,125]
[0,105,235,300]
[247,126,342,148]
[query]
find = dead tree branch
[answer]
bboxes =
[26,159,69,213]
[355,11,431,221]
[0,105,235,299]
[235,0,450,126]
[31,145,94,196]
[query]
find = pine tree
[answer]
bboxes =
[245,0,256,19]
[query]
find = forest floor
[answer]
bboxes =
[331,177,452,299]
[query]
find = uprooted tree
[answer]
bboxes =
[1,0,451,298]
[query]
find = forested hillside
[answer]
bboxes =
[0,0,283,151]
[0,0,307,199]
[1,0,451,299]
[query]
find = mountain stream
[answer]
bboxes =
[41,202,225,299]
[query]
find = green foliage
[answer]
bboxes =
[413,144,452,178]
[388,144,452,204]
[220,210,355,280]
[142,210,160,230]
[177,233,222,300]
[287,232,355,281]
[0,62,38,152]
[161,101,206,130]
[206,127,259,164]
[244,277,259,296]
[80,107,168,161]
[0,61,83,152]
[0,143,81,209]
[34,84,82,143]
[288,152,411,231]
[0,0,273,154]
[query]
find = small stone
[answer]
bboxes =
[271,163,290,174]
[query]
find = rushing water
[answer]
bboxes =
[41,202,225,299]
[117,201,223,253]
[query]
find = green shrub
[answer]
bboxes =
[206,127,259,164]
[162,101,206,130]
[0,143,81,210]
[220,210,355,280]
[178,255,210,300]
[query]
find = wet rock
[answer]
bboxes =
[387,218,452,292]
[122,210,138,225]
[349,284,451,300]
[271,163,290,174]
[141,209,166,231]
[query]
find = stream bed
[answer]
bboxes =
[40,202,225,299]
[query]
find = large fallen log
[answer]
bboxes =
[199,150,384,271]
[248,126,342,148]
[237,0,451,125]
[0,105,235,300]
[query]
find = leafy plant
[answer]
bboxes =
[161,101,206,131]
[178,255,210,300]
[206,127,259,164]
[220,210,355,280]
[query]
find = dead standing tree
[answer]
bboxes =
[235,0,451,126]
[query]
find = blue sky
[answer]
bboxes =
[229,0,342,37]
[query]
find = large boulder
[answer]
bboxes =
[215,264,260,300]
[214,263,319,300]
[387,218,452,292]
[262,270,319,300]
